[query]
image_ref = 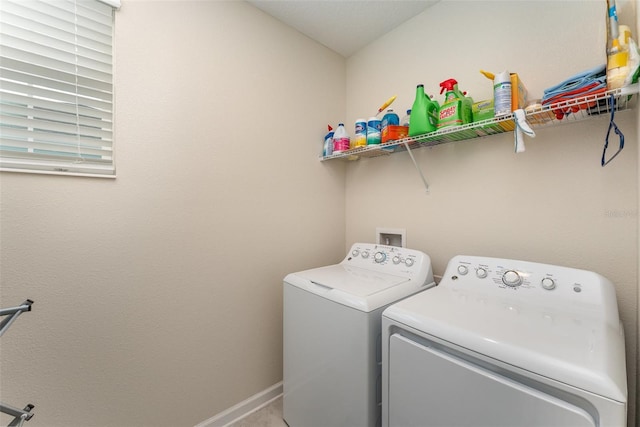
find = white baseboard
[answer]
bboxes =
[194,381,283,427]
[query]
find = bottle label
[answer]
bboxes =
[323,136,333,156]
[438,104,463,128]
[439,105,457,120]
[381,113,399,130]
[367,118,382,144]
[333,137,350,153]
[354,120,367,147]
[352,134,366,148]
[427,109,438,127]
[494,82,512,116]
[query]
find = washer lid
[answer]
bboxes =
[285,264,414,312]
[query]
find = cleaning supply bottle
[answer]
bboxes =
[366,116,381,145]
[381,109,399,134]
[380,109,400,152]
[323,126,334,157]
[437,79,473,129]
[607,21,633,89]
[492,71,511,116]
[622,30,640,87]
[332,123,350,153]
[409,84,438,136]
[353,119,367,148]
[606,0,625,89]
[401,109,411,127]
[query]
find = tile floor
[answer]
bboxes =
[229,396,287,427]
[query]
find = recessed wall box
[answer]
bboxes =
[376,228,406,248]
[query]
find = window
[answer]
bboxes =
[0,0,119,177]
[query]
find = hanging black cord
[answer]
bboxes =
[601,94,624,166]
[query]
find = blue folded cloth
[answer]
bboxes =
[542,64,607,102]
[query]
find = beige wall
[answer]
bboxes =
[1,1,639,427]
[0,1,346,426]
[345,1,638,425]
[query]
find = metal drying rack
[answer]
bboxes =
[0,300,35,427]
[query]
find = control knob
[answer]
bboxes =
[541,277,556,290]
[405,258,414,267]
[361,251,370,259]
[457,265,469,275]
[392,256,401,264]
[374,252,386,263]
[502,270,522,287]
[476,268,488,278]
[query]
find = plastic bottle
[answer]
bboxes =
[332,123,350,153]
[409,85,428,136]
[323,128,334,157]
[401,109,411,127]
[381,109,399,132]
[607,24,632,89]
[353,119,367,148]
[366,117,381,145]
[493,70,512,116]
[409,84,439,136]
[380,109,399,152]
[437,78,473,129]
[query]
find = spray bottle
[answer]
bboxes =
[323,125,334,157]
[437,79,473,129]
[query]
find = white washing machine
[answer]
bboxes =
[283,243,435,427]
[382,255,627,427]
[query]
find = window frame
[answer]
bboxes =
[0,0,119,178]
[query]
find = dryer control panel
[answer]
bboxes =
[443,255,619,321]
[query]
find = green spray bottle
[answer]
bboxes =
[437,79,473,129]
[408,84,439,137]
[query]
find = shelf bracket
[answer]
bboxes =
[402,141,429,193]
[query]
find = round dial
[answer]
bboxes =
[405,258,414,267]
[352,250,360,257]
[374,252,386,263]
[541,277,556,290]
[476,268,488,278]
[361,251,370,259]
[392,256,401,264]
[457,265,468,275]
[502,270,522,287]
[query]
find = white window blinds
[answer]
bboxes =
[0,0,116,177]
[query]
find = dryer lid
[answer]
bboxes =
[383,254,627,402]
[383,285,628,403]
[285,264,414,312]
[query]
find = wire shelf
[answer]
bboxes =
[320,83,638,162]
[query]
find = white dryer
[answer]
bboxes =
[382,255,627,427]
[283,243,435,427]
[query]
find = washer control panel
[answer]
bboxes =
[345,243,430,278]
[443,255,613,306]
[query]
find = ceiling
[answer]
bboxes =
[246,0,440,57]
